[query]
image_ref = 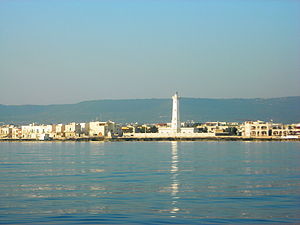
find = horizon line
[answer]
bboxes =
[1,95,299,107]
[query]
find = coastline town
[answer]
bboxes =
[1,93,299,141]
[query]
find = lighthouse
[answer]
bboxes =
[171,92,181,133]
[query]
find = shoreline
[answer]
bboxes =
[0,136,299,142]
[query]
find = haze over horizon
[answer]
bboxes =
[1,95,300,106]
[1,0,299,105]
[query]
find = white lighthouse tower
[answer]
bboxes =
[171,92,181,133]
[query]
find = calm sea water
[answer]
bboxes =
[0,141,299,224]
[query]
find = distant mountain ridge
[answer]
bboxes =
[0,96,299,125]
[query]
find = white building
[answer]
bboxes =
[242,121,272,137]
[180,127,197,134]
[85,121,118,137]
[271,123,300,137]
[64,122,81,138]
[241,121,300,138]
[80,123,87,135]
[21,124,53,139]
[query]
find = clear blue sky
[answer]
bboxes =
[0,0,299,105]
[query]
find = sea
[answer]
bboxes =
[0,141,299,224]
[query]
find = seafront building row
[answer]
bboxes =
[0,121,119,140]
[1,93,299,140]
[0,120,300,140]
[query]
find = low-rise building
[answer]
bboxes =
[180,127,197,134]
[272,123,300,137]
[242,121,272,137]
[241,121,300,138]
[195,122,239,135]
[80,123,87,136]
[64,122,81,138]
[85,121,119,137]
[0,125,13,138]
[52,124,65,138]
[21,124,53,139]
[12,127,22,139]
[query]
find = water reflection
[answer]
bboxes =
[1,142,299,223]
[170,141,180,217]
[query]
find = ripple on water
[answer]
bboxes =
[0,142,299,224]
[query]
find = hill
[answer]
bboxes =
[0,97,299,125]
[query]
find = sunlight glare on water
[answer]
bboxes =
[0,141,299,224]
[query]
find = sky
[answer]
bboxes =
[0,0,299,105]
